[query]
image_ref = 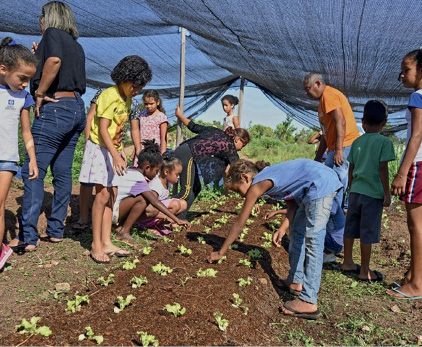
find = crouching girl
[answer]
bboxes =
[208,159,342,320]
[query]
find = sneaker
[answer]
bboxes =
[0,243,13,270]
[323,252,337,263]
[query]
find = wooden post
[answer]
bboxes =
[237,76,245,126]
[176,27,186,147]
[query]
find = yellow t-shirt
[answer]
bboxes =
[89,86,132,152]
[318,86,360,152]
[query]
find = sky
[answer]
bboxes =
[197,86,307,130]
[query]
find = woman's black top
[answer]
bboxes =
[31,27,86,96]
[182,121,239,184]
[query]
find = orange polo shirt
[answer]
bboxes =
[318,86,360,152]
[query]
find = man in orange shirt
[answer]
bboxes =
[304,73,360,261]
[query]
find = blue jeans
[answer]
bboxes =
[287,192,335,305]
[19,95,85,245]
[324,146,350,253]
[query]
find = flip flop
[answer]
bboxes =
[276,279,302,296]
[388,287,422,300]
[9,241,29,254]
[106,249,130,257]
[115,234,136,245]
[341,264,361,274]
[89,253,110,264]
[282,302,321,320]
[358,270,385,283]
[39,234,63,243]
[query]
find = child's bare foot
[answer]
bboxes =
[103,244,130,257]
[277,278,303,295]
[358,269,385,282]
[115,231,136,245]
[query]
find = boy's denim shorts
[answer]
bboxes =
[344,192,383,244]
[0,160,18,174]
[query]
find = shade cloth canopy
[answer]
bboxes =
[1,0,419,128]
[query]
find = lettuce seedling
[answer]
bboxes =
[16,317,52,337]
[137,331,159,347]
[213,312,229,331]
[163,302,186,317]
[114,294,136,313]
[65,294,90,313]
[238,258,253,268]
[97,274,115,287]
[217,256,227,264]
[177,245,192,256]
[151,262,173,276]
[162,236,174,243]
[247,249,263,259]
[262,232,272,241]
[122,259,140,270]
[197,236,206,244]
[180,276,192,286]
[130,276,148,288]
[229,243,239,250]
[261,241,272,248]
[204,227,211,234]
[232,293,242,308]
[237,277,253,287]
[196,268,218,277]
[245,219,253,226]
[141,246,152,255]
[78,326,104,345]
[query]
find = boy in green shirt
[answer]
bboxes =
[340,100,395,281]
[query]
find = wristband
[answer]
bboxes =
[396,173,405,179]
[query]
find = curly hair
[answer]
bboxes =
[0,37,37,71]
[137,139,162,168]
[111,55,152,88]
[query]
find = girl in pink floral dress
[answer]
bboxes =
[131,90,168,164]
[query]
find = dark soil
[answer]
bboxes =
[1,182,421,346]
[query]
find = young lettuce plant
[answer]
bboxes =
[122,258,140,270]
[177,245,192,256]
[217,255,227,264]
[196,268,218,277]
[141,246,152,255]
[237,276,253,287]
[238,258,253,268]
[213,312,229,331]
[204,226,211,234]
[151,262,173,276]
[65,294,90,313]
[78,326,104,345]
[229,243,239,250]
[130,276,148,288]
[197,236,206,244]
[163,302,186,317]
[114,295,136,313]
[232,293,249,315]
[162,236,174,243]
[97,274,115,287]
[137,331,159,347]
[247,249,263,259]
[16,317,52,337]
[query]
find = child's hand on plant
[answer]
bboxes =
[272,227,286,248]
[175,218,191,229]
[265,210,278,220]
[208,251,223,263]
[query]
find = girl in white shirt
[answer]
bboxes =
[221,94,240,130]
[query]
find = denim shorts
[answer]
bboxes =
[344,192,383,244]
[0,160,18,174]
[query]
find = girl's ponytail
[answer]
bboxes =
[0,36,37,71]
[404,48,422,69]
[137,139,162,168]
[224,159,259,190]
[224,127,250,145]
[221,94,239,106]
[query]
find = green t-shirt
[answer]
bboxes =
[348,133,395,199]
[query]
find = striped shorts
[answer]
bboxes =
[400,161,422,204]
